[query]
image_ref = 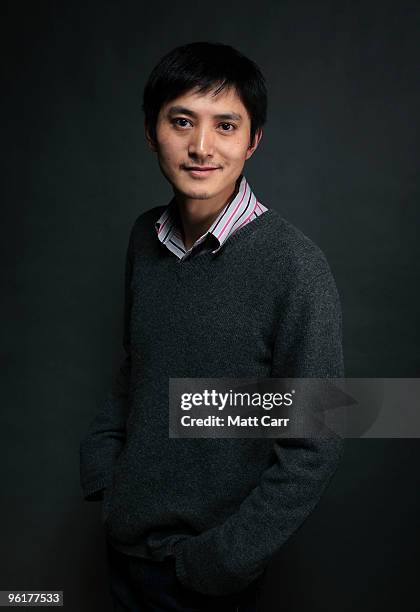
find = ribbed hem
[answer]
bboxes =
[172,533,253,596]
[173,540,190,589]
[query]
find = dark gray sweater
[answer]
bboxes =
[79,206,344,596]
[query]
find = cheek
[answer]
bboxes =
[220,137,250,159]
[158,135,184,159]
[224,149,249,166]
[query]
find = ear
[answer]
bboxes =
[245,128,263,161]
[145,120,158,152]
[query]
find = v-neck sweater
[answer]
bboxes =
[79,205,344,596]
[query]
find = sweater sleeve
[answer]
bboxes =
[174,257,345,595]
[79,228,134,502]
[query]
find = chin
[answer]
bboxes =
[171,178,213,200]
[178,188,212,200]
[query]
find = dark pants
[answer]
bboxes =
[106,540,265,611]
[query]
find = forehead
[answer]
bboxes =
[160,85,250,121]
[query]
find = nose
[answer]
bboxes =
[188,124,215,160]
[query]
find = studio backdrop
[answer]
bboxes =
[1,1,419,611]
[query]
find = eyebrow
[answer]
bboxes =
[167,105,243,122]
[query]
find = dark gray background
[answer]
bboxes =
[1,0,419,610]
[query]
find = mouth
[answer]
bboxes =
[183,167,221,178]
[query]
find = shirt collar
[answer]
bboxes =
[154,174,261,257]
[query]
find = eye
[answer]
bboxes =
[172,118,191,128]
[219,123,236,131]
[170,118,237,132]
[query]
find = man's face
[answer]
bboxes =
[145,85,262,201]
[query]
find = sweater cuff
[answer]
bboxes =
[82,476,111,501]
[173,530,262,596]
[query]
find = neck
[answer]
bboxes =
[173,177,241,251]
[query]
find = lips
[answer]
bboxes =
[184,167,221,178]
[185,167,220,171]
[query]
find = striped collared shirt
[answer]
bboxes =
[154,174,268,261]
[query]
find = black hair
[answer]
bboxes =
[142,41,267,148]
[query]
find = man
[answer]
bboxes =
[79,41,344,611]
